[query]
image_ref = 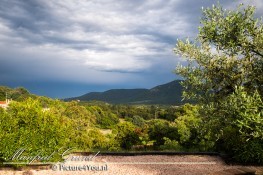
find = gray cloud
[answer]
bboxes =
[0,0,262,97]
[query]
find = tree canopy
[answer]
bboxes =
[174,3,263,164]
[174,4,263,103]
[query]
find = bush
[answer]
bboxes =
[217,87,263,164]
[87,106,119,129]
[160,137,183,151]
[148,119,178,147]
[233,139,263,164]
[0,98,74,164]
[64,101,95,130]
[87,129,108,149]
[112,122,139,150]
[173,104,215,151]
[73,131,93,151]
[175,105,200,143]
[130,115,146,127]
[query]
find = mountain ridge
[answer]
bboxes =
[66,80,185,105]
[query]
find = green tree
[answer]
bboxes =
[174,3,263,163]
[215,87,263,163]
[175,4,262,102]
[87,106,119,129]
[64,101,95,130]
[0,98,74,164]
[113,122,139,150]
[87,129,108,149]
[129,115,146,127]
[148,119,178,147]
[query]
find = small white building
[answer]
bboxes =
[0,99,11,109]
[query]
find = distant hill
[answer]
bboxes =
[66,80,187,105]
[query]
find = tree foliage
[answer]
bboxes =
[112,122,139,150]
[175,4,263,102]
[0,98,74,163]
[174,3,263,164]
[148,119,178,147]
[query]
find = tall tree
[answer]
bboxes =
[174,4,262,103]
[174,3,263,164]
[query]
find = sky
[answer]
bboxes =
[0,0,262,98]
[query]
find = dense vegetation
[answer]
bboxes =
[0,3,262,166]
[0,86,35,101]
[0,93,203,165]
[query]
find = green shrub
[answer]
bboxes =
[218,87,263,164]
[112,122,139,150]
[64,101,95,130]
[175,105,200,143]
[148,119,179,147]
[73,131,93,151]
[87,106,119,129]
[130,115,146,127]
[160,137,183,151]
[174,104,215,151]
[87,129,108,149]
[0,98,74,164]
[233,139,263,164]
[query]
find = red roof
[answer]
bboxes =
[0,101,6,105]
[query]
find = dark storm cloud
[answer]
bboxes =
[0,0,262,97]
